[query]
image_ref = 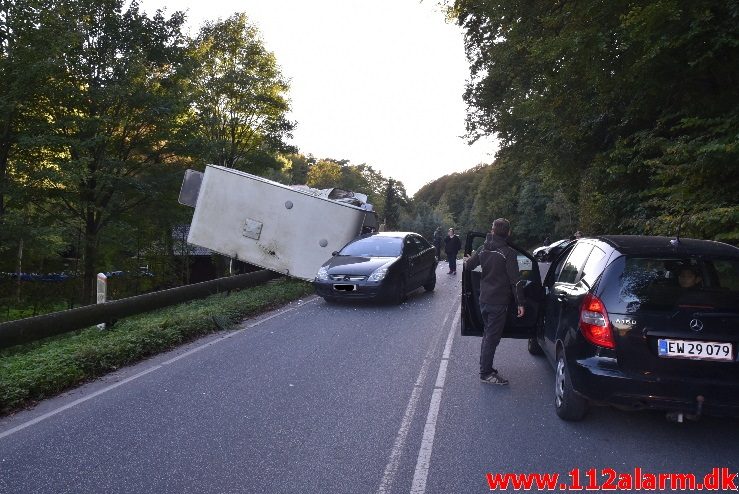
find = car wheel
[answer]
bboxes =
[423,269,436,292]
[393,278,407,305]
[554,351,588,421]
[527,337,544,356]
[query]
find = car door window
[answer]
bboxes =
[516,255,535,281]
[404,237,420,256]
[414,235,432,251]
[409,235,428,254]
[579,246,607,288]
[557,243,593,285]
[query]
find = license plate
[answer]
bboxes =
[333,284,357,292]
[657,339,733,361]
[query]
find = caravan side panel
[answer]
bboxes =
[187,166,368,280]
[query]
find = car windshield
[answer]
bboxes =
[611,257,739,312]
[339,236,402,257]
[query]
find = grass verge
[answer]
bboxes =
[0,278,313,416]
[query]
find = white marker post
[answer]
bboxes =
[96,273,107,330]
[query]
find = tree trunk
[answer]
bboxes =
[82,229,99,305]
[16,237,23,302]
[0,114,13,219]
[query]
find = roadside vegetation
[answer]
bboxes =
[0,278,313,416]
[400,1,738,248]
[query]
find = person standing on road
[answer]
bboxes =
[464,218,525,385]
[432,227,443,261]
[444,228,461,274]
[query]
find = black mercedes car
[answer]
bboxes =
[532,238,575,262]
[314,232,438,304]
[462,233,739,421]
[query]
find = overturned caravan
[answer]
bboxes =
[179,165,378,281]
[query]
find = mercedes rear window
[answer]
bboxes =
[600,256,739,313]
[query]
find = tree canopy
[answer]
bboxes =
[449,0,739,243]
[188,13,295,173]
[0,0,408,306]
[0,2,298,303]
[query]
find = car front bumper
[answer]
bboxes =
[313,280,391,301]
[569,356,739,417]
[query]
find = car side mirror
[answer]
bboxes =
[331,251,339,256]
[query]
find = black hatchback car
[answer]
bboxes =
[462,234,739,421]
[314,232,437,304]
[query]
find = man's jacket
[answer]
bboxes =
[444,235,461,255]
[465,234,525,306]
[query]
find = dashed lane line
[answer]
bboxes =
[410,309,460,494]
[376,297,458,494]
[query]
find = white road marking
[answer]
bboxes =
[0,301,313,440]
[442,313,456,360]
[434,360,449,389]
[410,389,444,494]
[376,299,458,494]
[410,309,460,494]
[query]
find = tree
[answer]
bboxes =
[0,0,62,255]
[383,179,401,230]
[306,159,342,189]
[189,13,294,173]
[452,0,739,243]
[284,153,312,184]
[24,0,191,302]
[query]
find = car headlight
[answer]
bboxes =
[316,266,329,281]
[368,267,388,282]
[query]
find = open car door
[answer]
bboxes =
[461,231,543,338]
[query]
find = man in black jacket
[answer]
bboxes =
[464,218,525,385]
[443,228,462,274]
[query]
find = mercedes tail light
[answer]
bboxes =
[579,293,615,349]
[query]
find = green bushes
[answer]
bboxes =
[0,278,313,415]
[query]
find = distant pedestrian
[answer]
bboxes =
[444,228,461,274]
[543,234,551,245]
[432,227,443,260]
[463,218,525,385]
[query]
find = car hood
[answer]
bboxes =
[322,256,398,275]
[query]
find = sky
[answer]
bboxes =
[140,0,498,195]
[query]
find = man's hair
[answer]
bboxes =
[492,218,510,237]
[679,266,699,277]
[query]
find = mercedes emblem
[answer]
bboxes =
[689,319,704,332]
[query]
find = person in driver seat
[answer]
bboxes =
[677,266,702,289]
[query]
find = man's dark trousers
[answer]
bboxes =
[479,302,507,377]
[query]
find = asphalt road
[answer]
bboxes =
[1,262,737,493]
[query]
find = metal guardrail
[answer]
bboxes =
[0,270,280,350]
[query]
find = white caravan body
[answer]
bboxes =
[182,165,377,281]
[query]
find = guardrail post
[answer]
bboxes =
[96,273,107,330]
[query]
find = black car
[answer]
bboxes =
[314,232,438,304]
[462,233,739,421]
[532,238,575,262]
